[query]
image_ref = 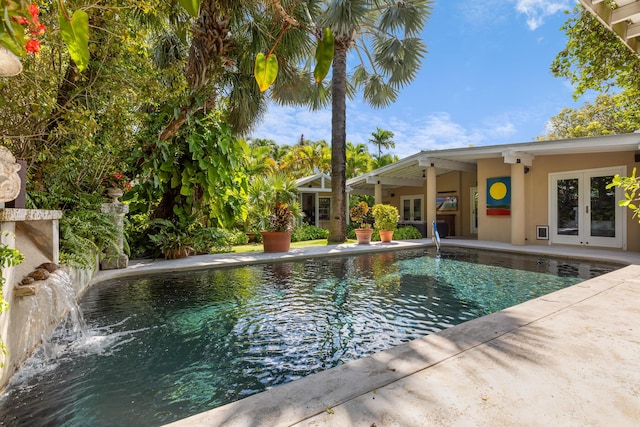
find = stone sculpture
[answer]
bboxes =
[0,146,21,203]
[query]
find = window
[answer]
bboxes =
[318,197,331,221]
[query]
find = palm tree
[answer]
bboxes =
[320,0,433,242]
[281,140,332,178]
[157,1,432,241]
[346,142,372,178]
[369,127,396,160]
[159,0,317,140]
[371,153,399,170]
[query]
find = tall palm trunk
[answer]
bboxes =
[159,1,232,141]
[328,40,349,243]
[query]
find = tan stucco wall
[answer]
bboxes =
[478,158,512,243]
[478,151,640,252]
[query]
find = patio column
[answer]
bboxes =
[426,166,437,237]
[510,162,526,245]
[374,183,382,204]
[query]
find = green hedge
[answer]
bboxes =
[292,223,329,242]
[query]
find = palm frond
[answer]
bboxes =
[362,74,398,108]
[374,36,427,87]
[322,0,371,38]
[378,0,434,36]
[153,32,188,69]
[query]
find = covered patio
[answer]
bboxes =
[346,133,640,250]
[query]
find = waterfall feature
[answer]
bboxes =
[0,146,101,391]
[4,268,87,376]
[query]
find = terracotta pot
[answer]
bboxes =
[354,228,373,244]
[261,231,292,253]
[379,230,394,243]
[164,248,191,260]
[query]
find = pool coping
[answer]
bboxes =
[89,240,640,426]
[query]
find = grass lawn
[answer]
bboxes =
[232,239,356,253]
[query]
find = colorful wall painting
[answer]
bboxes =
[487,177,511,215]
[436,195,457,211]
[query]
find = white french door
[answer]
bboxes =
[549,167,625,248]
[400,195,424,221]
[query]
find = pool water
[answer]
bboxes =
[0,247,617,426]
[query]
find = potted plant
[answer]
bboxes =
[350,201,373,244]
[249,174,302,253]
[261,201,296,252]
[102,172,132,203]
[148,219,194,259]
[372,203,399,243]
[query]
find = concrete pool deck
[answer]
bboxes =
[93,240,640,426]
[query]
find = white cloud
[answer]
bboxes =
[514,0,571,30]
[459,0,511,28]
[251,103,523,161]
[250,105,333,145]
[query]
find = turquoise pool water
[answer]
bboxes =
[0,247,617,426]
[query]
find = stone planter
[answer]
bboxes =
[106,187,124,203]
[0,46,22,77]
[379,230,394,243]
[261,231,292,253]
[354,228,373,244]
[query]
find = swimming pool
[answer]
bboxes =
[0,247,618,426]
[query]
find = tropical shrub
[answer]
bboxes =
[291,224,329,242]
[27,190,124,269]
[191,226,236,254]
[59,209,123,269]
[247,174,302,232]
[349,201,371,229]
[226,230,250,246]
[147,218,194,259]
[372,204,399,231]
[607,168,640,223]
[393,226,422,240]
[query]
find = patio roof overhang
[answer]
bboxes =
[346,133,640,195]
[296,172,332,191]
[579,0,640,54]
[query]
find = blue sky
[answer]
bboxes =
[251,0,587,159]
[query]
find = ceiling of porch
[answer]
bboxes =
[579,0,640,53]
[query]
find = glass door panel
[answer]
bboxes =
[402,199,411,221]
[590,175,615,238]
[556,178,579,236]
[413,199,422,221]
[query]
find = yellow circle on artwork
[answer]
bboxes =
[489,182,507,200]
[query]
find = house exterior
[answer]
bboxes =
[346,133,640,252]
[296,173,338,229]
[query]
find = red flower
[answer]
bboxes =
[102,173,132,190]
[8,3,46,55]
[25,39,40,53]
[28,3,39,19]
[13,16,28,25]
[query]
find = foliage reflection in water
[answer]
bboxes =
[0,247,617,426]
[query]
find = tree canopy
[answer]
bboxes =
[545,4,640,139]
